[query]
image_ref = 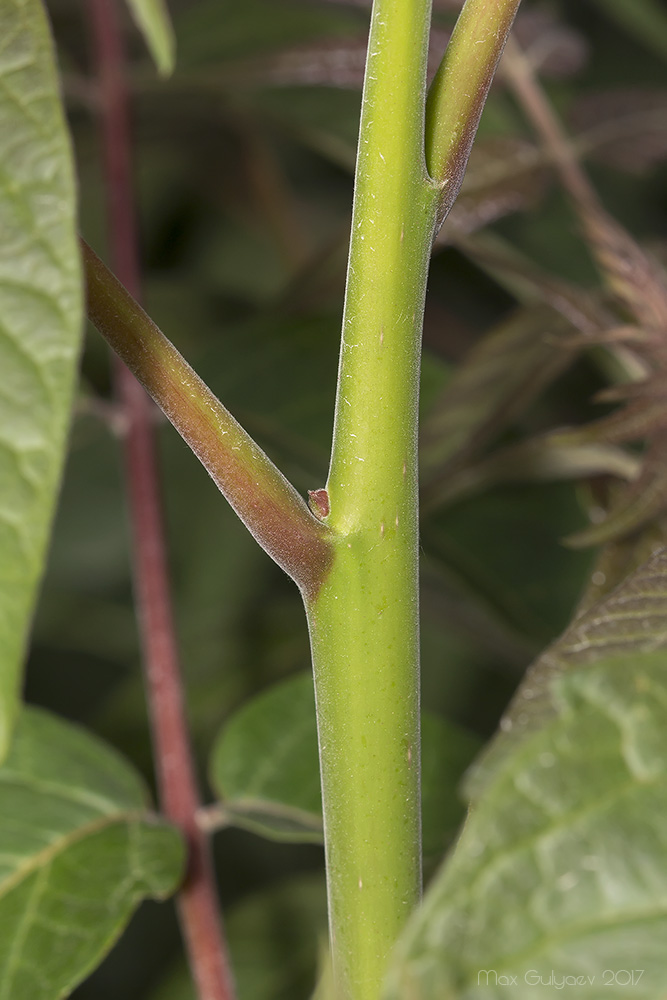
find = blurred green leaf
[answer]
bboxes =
[420,714,479,861]
[174,0,362,68]
[226,875,328,1000]
[423,483,594,644]
[565,436,667,549]
[429,432,639,510]
[125,0,176,75]
[386,648,667,999]
[456,232,614,339]
[210,673,478,852]
[576,515,667,613]
[209,672,323,844]
[438,137,550,242]
[468,544,667,797]
[419,306,581,510]
[0,707,184,999]
[590,0,667,60]
[571,89,667,175]
[0,0,82,761]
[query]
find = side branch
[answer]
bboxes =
[83,241,333,596]
[426,0,523,227]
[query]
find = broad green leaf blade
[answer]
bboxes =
[0,0,82,760]
[387,549,667,997]
[0,707,184,999]
[125,0,176,76]
[209,673,477,852]
[468,545,667,797]
[386,650,667,999]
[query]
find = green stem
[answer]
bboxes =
[304,1,523,997]
[83,240,333,596]
[305,0,436,996]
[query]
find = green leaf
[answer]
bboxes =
[387,548,667,998]
[209,673,324,843]
[226,875,328,1000]
[575,516,667,614]
[590,0,667,60]
[125,0,176,76]
[174,0,362,69]
[423,483,595,644]
[0,0,83,761]
[386,649,667,999]
[468,545,667,796]
[209,673,477,852]
[420,713,480,862]
[0,707,184,999]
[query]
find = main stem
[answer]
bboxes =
[304,0,523,994]
[305,0,438,997]
[87,3,236,998]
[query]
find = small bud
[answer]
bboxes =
[308,488,330,520]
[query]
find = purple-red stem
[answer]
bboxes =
[86,2,237,998]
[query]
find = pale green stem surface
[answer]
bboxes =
[305,0,438,997]
[304,1,523,998]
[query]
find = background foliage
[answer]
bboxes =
[24,0,667,996]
